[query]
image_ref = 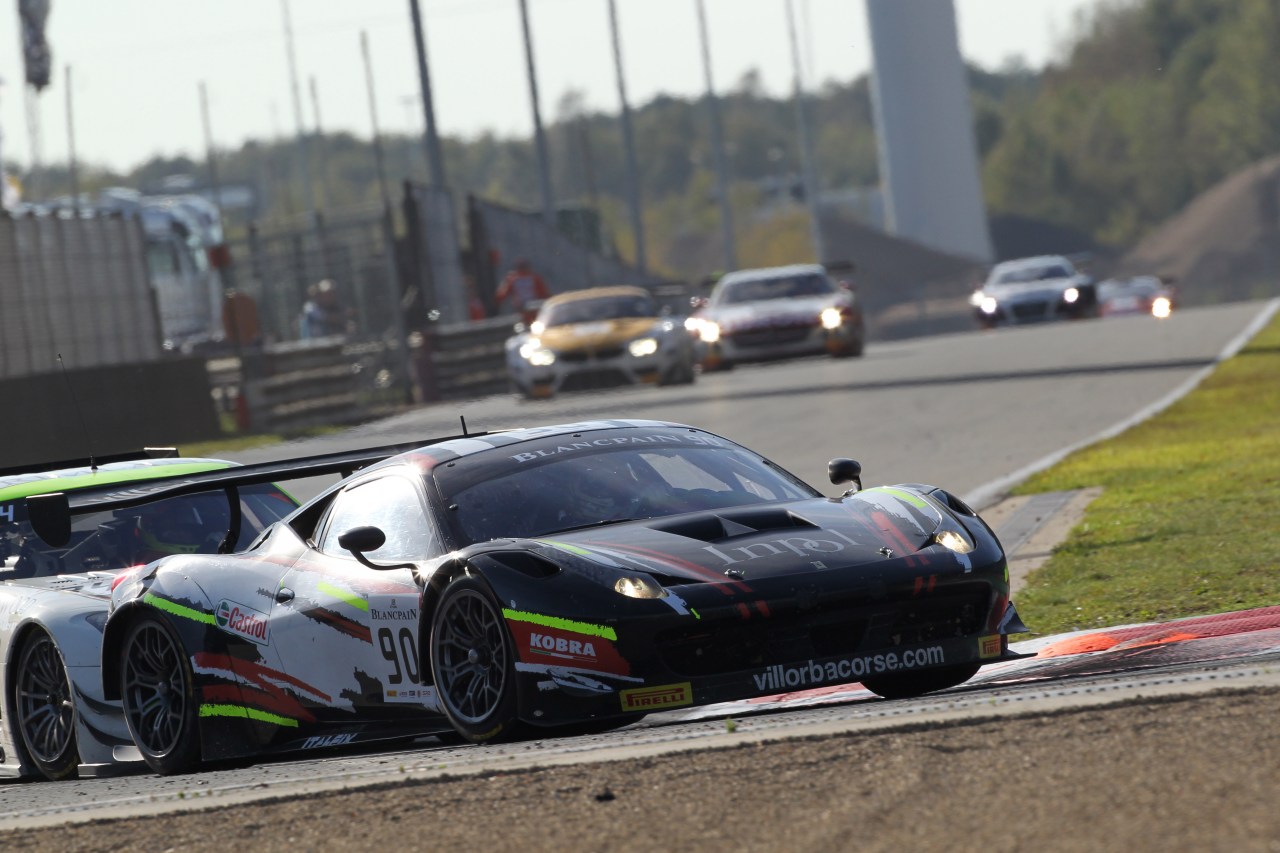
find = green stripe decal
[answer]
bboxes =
[867,487,930,510]
[318,581,368,612]
[536,539,594,557]
[143,593,215,625]
[199,704,299,728]
[501,608,617,641]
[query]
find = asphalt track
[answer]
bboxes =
[1,299,1276,829]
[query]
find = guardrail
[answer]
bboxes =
[207,320,520,434]
[416,316,518,401]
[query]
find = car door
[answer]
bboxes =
[268,473,443,721]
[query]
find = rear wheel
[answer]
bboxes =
[429,576,520,743]
[120,616,201,775]
[14,631,79,781]
[860,663,981,700]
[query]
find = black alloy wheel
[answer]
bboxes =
[120,616,201,775]
[429,576,520,742]
[14,631,80,781]
[860,663,982,700]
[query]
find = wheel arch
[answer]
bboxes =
[417,557,476,686]
[100,601,159,702]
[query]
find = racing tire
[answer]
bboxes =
[859,663,982,700]
[119,615,202,775]
[14,630,80,781]
[429,576,521,743]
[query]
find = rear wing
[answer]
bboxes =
[0,447,179,479]
[24,432,492,551]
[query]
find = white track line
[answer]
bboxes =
[964,297,1280,510]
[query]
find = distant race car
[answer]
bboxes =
[0,450,300,781]
[691,264,864,370]
[505,286,697,398]
[1098,276,1176,319]
[970,255,1098,328]
[39,420,1029,775]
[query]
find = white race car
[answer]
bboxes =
[505,286,697,399]
[0,444,409,780]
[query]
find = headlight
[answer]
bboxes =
[820,307,844,330]
[615,576,667,599]
[932,526,974,555]
[699,322,721,343]
[628,337,659,358]
[530,321,545,335]
[979,296,999,315]
[1063,287,1080,304]
[1152,296,1172,319]
[684,316,702,333]
[518,340,556,366]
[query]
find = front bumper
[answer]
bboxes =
[703,321,861,368]
[510,348,683,397]
[498,557,1021,727]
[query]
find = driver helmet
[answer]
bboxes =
[133,496,227,561]
[568,465,624,521]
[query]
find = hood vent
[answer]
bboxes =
[651,508,820,543]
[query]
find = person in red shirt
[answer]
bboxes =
[496,259,551,325]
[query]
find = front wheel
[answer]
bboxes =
[860,663,981,700]
[14,631,80,781]
[120,616,201,775]
[429,576,520,743]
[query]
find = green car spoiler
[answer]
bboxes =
[23,432,489,552]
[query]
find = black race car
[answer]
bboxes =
[30,420,1027,774]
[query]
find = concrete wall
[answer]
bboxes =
[0,357,221,468]
[866,0,994,262]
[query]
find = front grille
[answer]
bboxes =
[561,369,629,391]
[558,346,625,364]
[655,587,989,677]
[728,324,813,349]
[1010,301,1052,320]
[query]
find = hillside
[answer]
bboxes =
[1119,154,1280,303]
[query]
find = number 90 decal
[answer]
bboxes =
[368,596,436,706]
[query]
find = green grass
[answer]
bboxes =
[1010,310,1280,637]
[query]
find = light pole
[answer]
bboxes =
[694,0,736,271]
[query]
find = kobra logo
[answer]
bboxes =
[215,599,270,645]
[530,632,596,660]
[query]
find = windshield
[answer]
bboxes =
[716,274,835,305]
[437,439,818,545]
[0,485,297,579]
[541,294,658,327]
[993,264,1073,285]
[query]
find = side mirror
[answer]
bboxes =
[339,525,385,554]
[828,458,863,493]
[690,296,708,310]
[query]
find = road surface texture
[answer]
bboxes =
[3,687,1277,851]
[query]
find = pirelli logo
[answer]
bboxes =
[978,634,1003,659]
[620,682,693,712]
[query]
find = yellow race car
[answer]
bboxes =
[505,286,698,399]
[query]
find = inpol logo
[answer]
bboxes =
[215,599,270,646]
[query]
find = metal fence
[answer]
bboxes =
[0,211,161,378]
[468,195,667,316]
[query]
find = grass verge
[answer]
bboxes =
[1009,308,1280,637]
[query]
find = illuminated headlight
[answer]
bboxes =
[1152,296,1172,319]
[932,526,975,555]
[684,317,702,334]
[1063,287,1080,304]
[699,322,721,343]
[820,307,844,330]
[628,337,660,358]
[530,321,545,335]
[615,576,668,599]
[979,296,999,315]
[518,340,556,366]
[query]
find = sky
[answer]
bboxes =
[0,0,1103,176]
